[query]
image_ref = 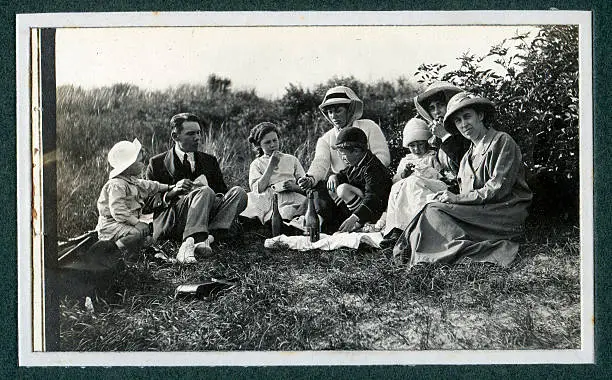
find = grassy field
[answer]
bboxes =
[59,216,580,351]
[56,83,581,352]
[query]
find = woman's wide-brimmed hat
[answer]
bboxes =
[318,86,364,128]
[443,92,496,135]
[108,138,142,179]
[414,81,463,120]
[319,86,355,109]
[402,118,431,148]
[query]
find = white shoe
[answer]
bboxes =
[194,235,214,256]
[177,237,196,264]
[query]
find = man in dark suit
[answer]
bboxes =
[145,113,247,263]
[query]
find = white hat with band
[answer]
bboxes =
[108,138,142,179]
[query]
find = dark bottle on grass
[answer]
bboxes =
[271,193,282,237]
[304,190,320,242]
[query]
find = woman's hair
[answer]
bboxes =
[476,105,495,126]
[425,91,447,108]
[463,105,495,127]
[248,122,280,156]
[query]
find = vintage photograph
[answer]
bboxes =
[17,11,593,366]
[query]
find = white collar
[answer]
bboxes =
[174,145,194,159]
[471,130,491,156]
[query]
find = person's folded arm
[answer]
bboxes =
[352,169,389,223]
[455,134,521,205]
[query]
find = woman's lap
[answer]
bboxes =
[242,187,305,223]
[393,201,528,267]
[385,176,447,235]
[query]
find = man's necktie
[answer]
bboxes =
[183,153,192,173]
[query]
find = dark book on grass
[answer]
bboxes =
[174,277,239,299]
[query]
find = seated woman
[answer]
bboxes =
[414,81,470,176]
[241,122,306,224]
[393,92,533,267]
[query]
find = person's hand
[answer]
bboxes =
[297,175,315,190]
[134,222,151,238]
[401,163,415,179]
[281,179,301,192]
[169,179,194,198]
[268,151,282,169]
[374,213,386,232]
[434,190,458,204]
[327,174,339,194]
[193,174,208,187]
[429,119,448,139]
[338,214,361,233]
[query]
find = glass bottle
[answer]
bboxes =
[304,190,320,242]
[271,193,282,237]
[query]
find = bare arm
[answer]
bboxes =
[251,151,281,193]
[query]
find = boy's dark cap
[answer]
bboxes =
[332,127,368,150]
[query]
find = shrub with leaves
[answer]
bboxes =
[414,25,579,220]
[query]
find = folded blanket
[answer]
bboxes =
[264,232,384,251]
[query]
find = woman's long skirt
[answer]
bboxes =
[392,199,529,267]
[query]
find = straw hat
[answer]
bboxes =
[414,81,463,108]
[443,92,495,135]
[402,118,432,148]
[318,86,364,127]
[108,138,142,178]
[319,86,355,109]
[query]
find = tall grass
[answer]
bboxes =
[56,84,321,237]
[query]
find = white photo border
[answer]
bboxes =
[16,10,594,366]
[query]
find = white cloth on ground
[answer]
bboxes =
[264,232,384,251]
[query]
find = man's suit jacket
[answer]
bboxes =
[144,148,229,214]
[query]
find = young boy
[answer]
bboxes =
[328,127,392,233]
[74,139,172,271]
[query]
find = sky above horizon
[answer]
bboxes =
[56,25,537,99]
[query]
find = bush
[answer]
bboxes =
[414,25,579,221]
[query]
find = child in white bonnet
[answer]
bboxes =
[393,118,444,183]
[85,139,172,268]
[376,118,450,245]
